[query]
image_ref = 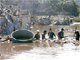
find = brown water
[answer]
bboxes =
[0,24,80,60]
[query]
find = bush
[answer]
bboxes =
[13,0,19,6]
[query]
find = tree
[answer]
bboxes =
[32,1,39,14]
[13,0,19,6]
[45,0,79,16]
[69,0,79,16]
[45,0,59,15]
[4,0,11,5]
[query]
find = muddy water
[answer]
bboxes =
[0,25,80,60]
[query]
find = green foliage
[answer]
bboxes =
[68,0,79,16]
[33,2,39,8]
[45,0,59,15]
[45,0,79,16]
[13,0,19,6]
[1,0,19,5]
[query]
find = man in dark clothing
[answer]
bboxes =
[58,28,64,40]
[42,30,47,40]
[48,28,55,40]
[35,30,40,40]
[74,31,79,41]
[74,28,79,41]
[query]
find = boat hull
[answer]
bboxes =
[12,39,33,43]
[11,30,34,43]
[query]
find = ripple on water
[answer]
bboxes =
[4,42,80,60]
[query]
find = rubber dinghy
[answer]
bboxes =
[11,30,34,43]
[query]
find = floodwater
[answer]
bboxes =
[0,24,80,60]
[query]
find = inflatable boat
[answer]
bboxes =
[11,30,34,43]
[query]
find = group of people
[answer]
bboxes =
[0,3,22,36]
[1,9,21,36]
[35,28,64,41]
[35,28,80,41]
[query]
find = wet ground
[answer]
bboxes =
[0,24,80,60]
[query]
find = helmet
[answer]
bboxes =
[37,30,40,32]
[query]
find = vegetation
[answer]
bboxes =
[1,0,80,17]
[3,0,11,5]
[13,0,19,6]
[1,0,19,6]
[32,1,39,15]
[45,0,79,16]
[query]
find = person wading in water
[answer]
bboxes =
[48,28,56,40]
[35,30,40,40]
[74,28,79,41]
[42,30,47,40]
[58,28,64,42]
